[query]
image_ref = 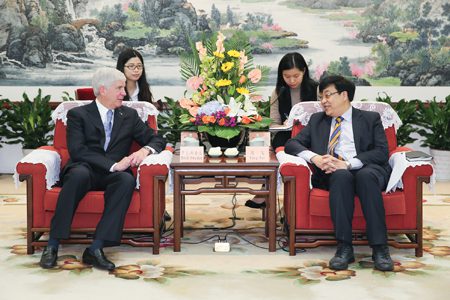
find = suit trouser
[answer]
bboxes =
[313,164,388,246]
[49,163,135,246]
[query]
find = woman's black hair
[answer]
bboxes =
[116,48,153,103]
[274,52,317,122]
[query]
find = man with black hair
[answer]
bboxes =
[285,75,394,272]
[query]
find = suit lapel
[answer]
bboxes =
[86,101,106,146]
[318,114,332,155]
[352,107,362,154]
[109,106,125,148]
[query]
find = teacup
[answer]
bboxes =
[182,136,199,147]
[208,147,222,157]
[224,147,239,157]
[249,137,265,147]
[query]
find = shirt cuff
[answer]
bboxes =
[144,146,157,154]
[110,163,117,172]
[298,150,317,163]
[348,158,363,170]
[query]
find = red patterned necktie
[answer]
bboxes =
[328,116,343,160]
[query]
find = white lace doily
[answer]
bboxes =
[136,150,173,189]
[13,149,61,190]
[52,101,159,125]
[288,101,402,130]
[276,150,312,191]
[386,151,435,193]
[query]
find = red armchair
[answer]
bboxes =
[15,101,172,255]
[278,102,433,257]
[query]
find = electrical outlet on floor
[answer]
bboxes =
[214,242,230,252]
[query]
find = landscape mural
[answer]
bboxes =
[0,0,449,100]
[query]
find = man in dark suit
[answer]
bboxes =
[39,68,166,270]
[285,75,394,272]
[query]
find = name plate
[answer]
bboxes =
[245,146,270,162]
[180,146,204,162]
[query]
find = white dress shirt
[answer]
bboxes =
[299,107,363,170]
[129,84,139,101]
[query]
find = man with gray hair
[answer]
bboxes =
[40,68,166,270]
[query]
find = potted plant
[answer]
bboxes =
[0,89,54,153]
[416,95,450,180]
[374,93,420,146]
[178,32,271,147]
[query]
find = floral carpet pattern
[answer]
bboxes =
[1,193,449,300]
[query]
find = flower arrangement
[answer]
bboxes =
[179,32,271,140]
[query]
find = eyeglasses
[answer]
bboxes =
[124,64,143,71]
[318,91,340,101]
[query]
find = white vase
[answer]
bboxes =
[430,149,450,181]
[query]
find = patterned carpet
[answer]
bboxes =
[1,192,449,300]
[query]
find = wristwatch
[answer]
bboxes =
[143,145,152,154]
[345,161,352,170]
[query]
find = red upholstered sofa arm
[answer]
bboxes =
[401,164,433,207]
[279,163,312,224]
[16,146,62,226]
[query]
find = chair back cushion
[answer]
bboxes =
[75,88,96,100]
[51,101,159,168]
[289,102,401,153]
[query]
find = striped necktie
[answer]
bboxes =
[104,109,113,151]
[328,116,343,160]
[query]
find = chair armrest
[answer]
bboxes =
[136,150,173,188]
[386,151,434,193]
[15,147,62,190]
[277,151,311,184]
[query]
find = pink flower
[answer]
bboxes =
[271,24,282,31]
[216,32,226,53]
[248,68,262,83]
[261,42,273,50]
[186,76,204,90]
[364,61,376,77]
[179,98,199,117]
[196,42,207,60]
[250,94,263,102]
[239,50,248,72]
[350,63,364,78]
[314,62,329,80]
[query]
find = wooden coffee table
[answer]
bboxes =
[170,151,279,252]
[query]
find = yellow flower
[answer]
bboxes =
[221,62,234,72]
[213,51,225,58]
[236,87,250,95]
[227,50,240,58]
[215,79,232,87]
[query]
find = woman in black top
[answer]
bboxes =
[270,52,318,149]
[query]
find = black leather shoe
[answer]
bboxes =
[40,246,58,269]
[372,245,394,271]
[329,242,355,270]
[245,199,266,209]
[82,248,115,270]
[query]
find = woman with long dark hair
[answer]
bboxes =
[270,52,318,149]
[246,52,319,210]
[116,48,153,103]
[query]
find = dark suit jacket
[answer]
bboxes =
[285,107,391,181]
[65,101,166,174]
